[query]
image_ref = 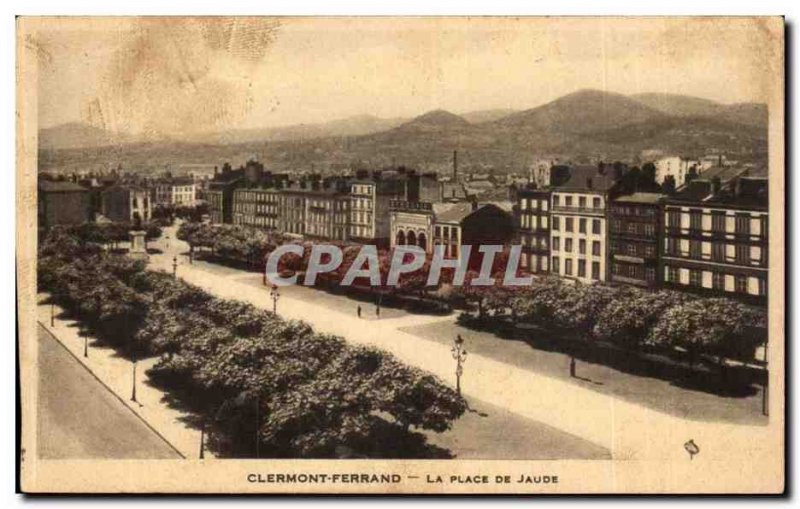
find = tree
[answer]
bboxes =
[647,298,763,365]
[594,289,694,349]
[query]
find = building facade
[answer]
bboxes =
[550,166,616,283]
[232,187,281,230]
[662,175,768,302]
[155,178,197,207]
[608,193,665,287]
[38,181,91,230]
[515,187,551,274]
[101,184,152,224]
[390,200,435,253]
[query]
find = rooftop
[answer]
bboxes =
[614,192,666,204]
[38,180,87,193]
[553,165,617,192]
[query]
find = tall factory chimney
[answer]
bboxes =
[453,150,458,180]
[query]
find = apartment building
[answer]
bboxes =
[609,192,665,287]
[101,184,153,224]
[662,168,768,302]
[154,177,197,207]
[349,177,406,245]
[550,166,617,283]
[232,187,281,230]
[515,187,551,274]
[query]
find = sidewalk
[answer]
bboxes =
[37,297,209,459]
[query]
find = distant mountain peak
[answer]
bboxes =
[408,109,469,126]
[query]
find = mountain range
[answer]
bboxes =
[38,90,768,173]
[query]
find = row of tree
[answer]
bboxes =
[457,277,767,364]
[38,228,466,458]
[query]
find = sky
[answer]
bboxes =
[26,17,781,137]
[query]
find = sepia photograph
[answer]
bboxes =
[15,14,785,494]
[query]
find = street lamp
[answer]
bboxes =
[451,334,468,396]
[270,284,280,314]
[172,256,178,278]
[130,338,138,404]
[50,302,55,327]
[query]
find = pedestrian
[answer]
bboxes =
[357,305,362,318]
[569,356,576,378]
[375,305,380,319]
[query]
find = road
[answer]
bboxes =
[36,324,181,459]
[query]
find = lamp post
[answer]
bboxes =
[172,256,178,279]
[130,337,138,404]
[451,334,467,396]
[270,284,280,314]
[199,419,206,459]
[50,302,55,327]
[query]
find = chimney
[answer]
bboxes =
[453,150,458,180]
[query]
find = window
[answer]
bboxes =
[668,210,680,228]
[644,223,656,236]
[735,214,751,235]
[552,216,560,231]
[565,238,573,252]
[689,240,701,259]
[592,261,600,280]
[553,195,560,207]
[735,275,748,293]
[736,244,749,264]
[565,196,573,207]
[592,241,601,256]
[578,260,586,277]
[689,209,702,231]
[579,197,586,208]
[644,244,656,258]
[553,237,560,251]
[712,272,725,290]
[566,218,574,232]
[758,278,767,296]
[579,239,586,254]
[552,256,560,273]
[667,266,678,282]
[579,218,587,233]
[592,219,601,235]
[689,269,702,287]
[565,258,573,276]
[711,242,725,261]
[645,267,656,282]
[712,211,726,233]
[593,197,601,208]
[665,238,677,255]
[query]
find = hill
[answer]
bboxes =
[38,122,131,150]
[495,89,667,134]
[38,90,768,174]
[631,93,767,128]
[461,108,517,124]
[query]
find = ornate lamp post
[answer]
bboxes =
[172,256,178,279]
[270,284,280,314]
[451,334,468,396]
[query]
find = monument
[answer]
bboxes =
[128,215,149,261]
